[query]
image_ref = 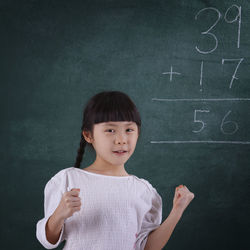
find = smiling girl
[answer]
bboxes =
[36,90,194,250]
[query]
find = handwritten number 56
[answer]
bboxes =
[192,109,239,135]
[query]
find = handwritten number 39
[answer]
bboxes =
[195,5,242,54]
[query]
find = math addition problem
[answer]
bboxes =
[151,4,250,145]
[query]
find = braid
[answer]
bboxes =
[74,133,87,168]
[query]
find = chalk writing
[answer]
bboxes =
[222,58,244,89]
[195,5,242,54]
[192,109,210,133]
[224,5,241,48]
[153,4,248,145]
[162,66,181,82]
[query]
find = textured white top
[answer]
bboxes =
[36,167,162,250]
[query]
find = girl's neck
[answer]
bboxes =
[83,164,130,177]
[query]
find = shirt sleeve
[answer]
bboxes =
[36,176,66,249]
[134,185,163,250]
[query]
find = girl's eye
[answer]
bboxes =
[106,129,114,133]
[105,129,134,133]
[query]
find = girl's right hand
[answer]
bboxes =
[172,185,194,215]
[55,188,82,220]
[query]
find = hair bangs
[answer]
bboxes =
[92,91,141,126]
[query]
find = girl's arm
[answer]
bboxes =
[45,209,65,245]
[144,185,195,250]
[144,207,182,250]
[45,188,81,245]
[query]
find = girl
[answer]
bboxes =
[36,91,194,250]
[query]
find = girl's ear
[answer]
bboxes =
[82,130,93,143]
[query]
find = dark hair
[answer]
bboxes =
[74,91,141,168]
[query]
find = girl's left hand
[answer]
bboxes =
[172,185,195,214]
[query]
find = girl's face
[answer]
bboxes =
[83,121,139,169]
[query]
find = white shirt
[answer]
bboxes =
[36,167,162,250]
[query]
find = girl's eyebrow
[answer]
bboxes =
[102,123,135,127]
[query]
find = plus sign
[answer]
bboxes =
[162,66,181,82]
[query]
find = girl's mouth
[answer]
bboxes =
[112,151,127,155]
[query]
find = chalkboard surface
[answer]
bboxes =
[1,0,249,249]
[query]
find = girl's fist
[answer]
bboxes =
[56,188,82,220]
[173,185,195,214]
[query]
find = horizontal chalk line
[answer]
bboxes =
[150,140,250,144]
[152,98,250,102]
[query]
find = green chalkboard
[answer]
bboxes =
[1,0,249,249]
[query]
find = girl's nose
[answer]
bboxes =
[115,134,127,144]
